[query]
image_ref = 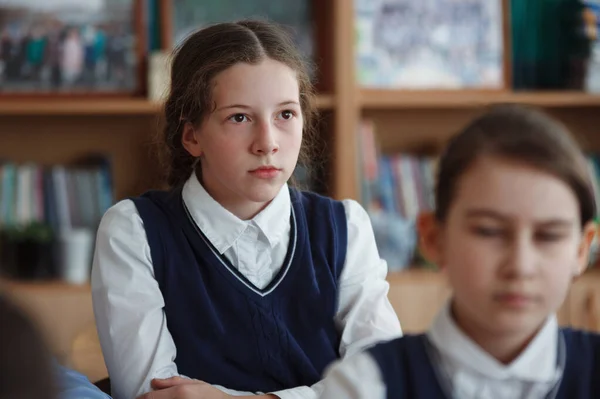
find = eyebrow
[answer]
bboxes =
[464,208,575,227]
[215,101,300,112]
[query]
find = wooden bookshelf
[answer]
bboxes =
[315,94,335,110]
[0,99,161,116]
[1,1,600,372]
[360,90,600,110]
[0,278,91,293]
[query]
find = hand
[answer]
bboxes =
[136,377,227,399]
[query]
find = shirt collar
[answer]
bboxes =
[251,183,291,247]
[181,173,291,254]
[427,299,559,382]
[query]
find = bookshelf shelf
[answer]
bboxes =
[315,94,335,110]
[0,99,161,116]
[360,90,600,110]
[0,278,91,293]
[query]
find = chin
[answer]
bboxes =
[243,183,284,203]
[486,311,546,336]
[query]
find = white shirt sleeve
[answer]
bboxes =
[334,200,402,357]
[91,200,180,399]
[92,198,400,399]
[268,200,402,399]
[319,352,387,399]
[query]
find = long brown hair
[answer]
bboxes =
[160,19,318,188]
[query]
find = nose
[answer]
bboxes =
[502,233,537,279]
[251,121,279,155]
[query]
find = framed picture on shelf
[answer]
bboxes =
[0,0,145,96]
[161,0,314,64]
[355,0,506,90]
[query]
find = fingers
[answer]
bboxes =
[137,390,166,399]
[138,382,215,399]
[151,376,197,389]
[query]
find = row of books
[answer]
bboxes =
[357,120,436,220]
[0,155,114,233]
[0,156,314,234]
[357,119,600,270]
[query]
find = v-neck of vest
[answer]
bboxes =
[180,191,300,298]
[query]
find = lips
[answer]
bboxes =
[249,166,281,179]
[250,166,280,172]
[493,292,538,308]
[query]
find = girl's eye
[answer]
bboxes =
[278,110,294,120]
[472,226,504,238]
[229,114,248,123]
[535,232,565,243]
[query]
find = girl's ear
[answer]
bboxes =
[575,220,598,276]
[417,212,444,270]
[181,122,203,157]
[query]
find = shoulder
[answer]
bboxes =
[292,189,342,208]
[321,351,386,399]
[93,199,153,282]
[340,198,379,251]
[98,189,178,237]
[291,189,347,223]
[97,199,144,238]
[292,189,367,223]
[321,336,427,399]
[341,198,370,227]
[368,335,427,370]
[562,328,600,355]
[558,328,600,396]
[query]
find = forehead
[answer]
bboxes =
[211,58,300,106]
[450,157,580,221]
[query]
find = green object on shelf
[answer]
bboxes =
[511,0,592,89]
[0,222,54,243]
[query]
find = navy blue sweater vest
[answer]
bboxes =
[368,330,600,399]
[130,188,348,393]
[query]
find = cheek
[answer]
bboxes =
[285,122,303,146]
[202,137,247,172]
[278,127,303,159]
[208,131,249,155]
[442,229,497,290]
[292,133,303,154]
[541,243,579,297]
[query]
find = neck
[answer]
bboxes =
[223,199,270,221]
[196,169,271,220]
[450,299,545,364]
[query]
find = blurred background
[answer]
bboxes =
[0,0,600,386]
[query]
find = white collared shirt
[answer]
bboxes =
[319,301,562,399]
[427,302,562,399]
[91,174,402,399]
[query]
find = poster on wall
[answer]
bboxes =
[0,0,142,95]
[355,0,505,90]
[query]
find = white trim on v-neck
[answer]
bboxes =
[182,198,298,297]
